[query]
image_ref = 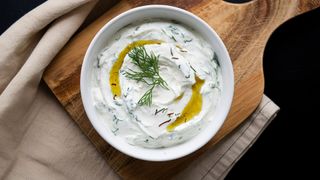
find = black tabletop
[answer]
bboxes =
[1,0,319,179]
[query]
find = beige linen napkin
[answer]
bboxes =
[0,0,279,179]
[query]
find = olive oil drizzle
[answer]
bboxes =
[173,93,184,102]
[167,76,204,131]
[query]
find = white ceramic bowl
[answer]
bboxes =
[81,5,234,161]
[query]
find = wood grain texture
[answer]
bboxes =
[43,0,320,179]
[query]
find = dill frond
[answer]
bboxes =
[125,46,168,106]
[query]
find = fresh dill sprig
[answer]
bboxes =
[125,46,168,106]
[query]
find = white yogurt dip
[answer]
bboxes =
[91,20,222,148]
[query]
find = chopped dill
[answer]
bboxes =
[190,65,197,72]
[111,127,119,135]
[171,36,177,42]
[155,107,168,115]
[211,52,220,66]
[161,29,167,35]
[184,39,193,43]
[113,115,122,125]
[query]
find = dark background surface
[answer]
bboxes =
[1,0,319,179]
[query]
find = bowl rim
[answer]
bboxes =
[81,4,234,161]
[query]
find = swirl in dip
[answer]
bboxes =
[91,20,222,148]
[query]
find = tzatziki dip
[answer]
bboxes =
[91,19,222,148]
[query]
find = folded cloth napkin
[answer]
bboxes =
[0,0,279,179]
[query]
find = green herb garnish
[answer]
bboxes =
[170,35,177,42]
[125,46,168,106]
[211,52,220,66]
[155,107,168,115]
[190,65,197,72]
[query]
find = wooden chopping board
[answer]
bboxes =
[43,0,320,179]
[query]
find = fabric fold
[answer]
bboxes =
[0,0,95,91]
[0,0,98,177]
